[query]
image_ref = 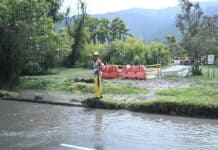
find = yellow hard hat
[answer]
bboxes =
[93,51,99,56]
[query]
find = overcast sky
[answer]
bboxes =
[61,0,217,15]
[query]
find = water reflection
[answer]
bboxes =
[94,109,104,150]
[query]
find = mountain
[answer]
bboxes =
[93,1,218,42]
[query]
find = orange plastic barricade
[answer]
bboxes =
[122,65,133,79]
[102,65,120,79]
[136,65,147,79]
[122,65,147,79]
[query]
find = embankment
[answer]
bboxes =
[82,97,218,119]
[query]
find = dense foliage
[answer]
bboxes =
[1,0,217,85]
[165,35,186,59]
[176,0,218,75]
[80,37,169,68]
[65,14,132,66]
[0,0,71,84]
[0,0,170,85]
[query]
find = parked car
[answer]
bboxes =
[174,57,191,65]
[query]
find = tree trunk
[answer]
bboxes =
[191,58,202,75]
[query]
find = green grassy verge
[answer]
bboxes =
[188,66,218,87]
[163,66,218,87]
[0,90,18,97]
[83,86,218,118]
[17,66,218,118]
[18,68,148,94]
[155,86,218,106]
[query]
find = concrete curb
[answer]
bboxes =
[1,97,85,107]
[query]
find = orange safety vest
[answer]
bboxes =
[93,59,104,75]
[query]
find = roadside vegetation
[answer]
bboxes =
[0,90,18,97]
[83,66,218,118]
[83,85,218,118]
[163,65,218,87]
[18,68,148,94]
[155,86,218,106]
[3,60,218,118]
[1,0,217,85]
[0,0,218,118]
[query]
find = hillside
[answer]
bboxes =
[59,1,218,42]
[94,1,218,42]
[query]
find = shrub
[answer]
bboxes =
[79,37,170,67]
[191,66,202,75]
[21,61,43,75]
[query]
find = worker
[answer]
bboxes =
[93,51,104,98]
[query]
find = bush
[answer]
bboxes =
[21,61,43,75]
[191,66,202,75]
[133,55,141,64]
[79,37,170,67]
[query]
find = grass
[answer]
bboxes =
[19,68,92,92]
[83,70,218,118]
[16,66,218,118]
[0,90,18,97]
[18,67,149,94]
[162,65,218,87]
[188,66,218,87]
[83,86,218,118]
[155,86,218,106]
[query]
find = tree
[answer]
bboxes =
[200,15,218,56]
[85,17,99,44]
[81,16,129,44]
[145,43,170,65]
[66,0,87,67]
[0,0,70,84]
[110,17,130,41]
[176,0,203,75]
[65,14,131,67]
[97,18,110,43]
[165,35,185,59]
[46,0,64,21]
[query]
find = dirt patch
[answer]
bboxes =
[16,64,193,102]
[99,78,192,101]
[102,65,192,92]
[15,77,192,103]
[104,78,191,92]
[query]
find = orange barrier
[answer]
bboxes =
[122,65,147,79]
[102,65,120,79]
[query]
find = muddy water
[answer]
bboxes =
[0,100,218,150]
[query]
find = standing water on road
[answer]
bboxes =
[0,100,218,150]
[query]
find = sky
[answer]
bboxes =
[61,0,217,15]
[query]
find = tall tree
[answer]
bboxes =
[66,0,86,67]
[176,0,203,75]
[0,0,69,84]
[110,17,130,41]
[85,17,99,44]
[97,18,110,43]
[46,0,64,21]
[200,15,218,56]
[165,35,184,59]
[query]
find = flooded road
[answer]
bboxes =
[0,100,218,150]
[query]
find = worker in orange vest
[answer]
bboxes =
[93,51,104,98]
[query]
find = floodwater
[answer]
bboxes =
[0,100,218,150]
